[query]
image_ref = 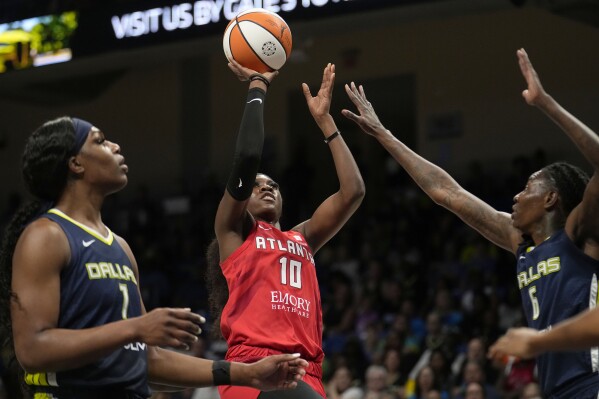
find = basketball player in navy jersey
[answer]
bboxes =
[0,116,309,398]
[342,48,599,399]
[206,60,364,399]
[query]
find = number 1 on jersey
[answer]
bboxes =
[119,283,130,319]
[279,256,302,288]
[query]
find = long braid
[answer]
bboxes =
[0,116,76,395]
[0,201,48,349]
[205,238,228,339]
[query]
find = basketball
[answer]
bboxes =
[223,8,292,73]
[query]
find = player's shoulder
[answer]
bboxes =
[20,216,67,245]
[15,217,70,268]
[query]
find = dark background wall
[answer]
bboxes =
[0,1,598,203]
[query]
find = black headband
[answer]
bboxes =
[72,117,93,154]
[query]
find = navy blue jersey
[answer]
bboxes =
[26,208,150,398]
[517,229,599,398]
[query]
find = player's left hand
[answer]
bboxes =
[517,48,549,107]
[302,63,335,123]
[244,353,308,391]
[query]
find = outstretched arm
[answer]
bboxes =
[148,347,308,391]
[517,48,599,246]
[116,236,309,393]
[293,64,365,252]
[215,60,278,261]
[342,82,520,253]
[489,308,599,359]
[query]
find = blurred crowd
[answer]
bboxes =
[0,149,551,399]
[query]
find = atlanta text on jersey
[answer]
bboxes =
[255,236,315,264]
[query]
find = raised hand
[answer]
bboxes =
[488,327,540,360]
[302,63,335,123]
[135,308,205,350]
[517,48,549,107]
[342,82,386,137]
[227,59,278,84]
[245,353,309,391]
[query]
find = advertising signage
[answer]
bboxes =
[0,0,426,73]
[109,0,401,39]
[76,0,404,55]
[0,11,77,73]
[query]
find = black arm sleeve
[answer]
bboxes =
[226,87,266,201]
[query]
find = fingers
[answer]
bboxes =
[142,308,206,350]
[344,83,360,105]
[517,48,531,76]
[168,310,205,339]
[287,365,307,378]
[169,308,206,328]
[280,381,298,390]
[228,58,269,81]
[263,70,279,82]
[270,353,308,376]
[286,358,309,373]
[487,344,500,359]
[319,63,335,96]
[227,62,247,81]
[345,82,370,107]
[301,82,312,101]
[341,109,359,122]
[270,353,302,363]
[359,84,368,101]
[321,63,331,85]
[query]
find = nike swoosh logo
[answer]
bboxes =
[258,225,272,230]
[247,98,263,104]
[519,256,526,260]
[238,178,243,188]
[82,239,96,247]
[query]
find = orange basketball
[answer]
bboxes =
[223,8,292,73]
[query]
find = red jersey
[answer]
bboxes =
[220,220,324,370]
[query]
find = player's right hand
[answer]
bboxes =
[244,353,308,391]
[488,327,539,360]
[342,82,386,137]
[135,308,205,350]
[228,59,278,84]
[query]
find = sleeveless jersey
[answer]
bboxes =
[220,220,324,370]
[517,229,599,398]
[26,209,149,398]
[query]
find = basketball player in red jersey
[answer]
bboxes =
[208,60,365,399]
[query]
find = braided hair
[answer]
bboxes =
[205,237,228,339]
[520,161,590,248]
[543,161,589,218]
[0,117,76,359]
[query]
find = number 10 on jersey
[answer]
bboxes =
[280,256,302,289]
